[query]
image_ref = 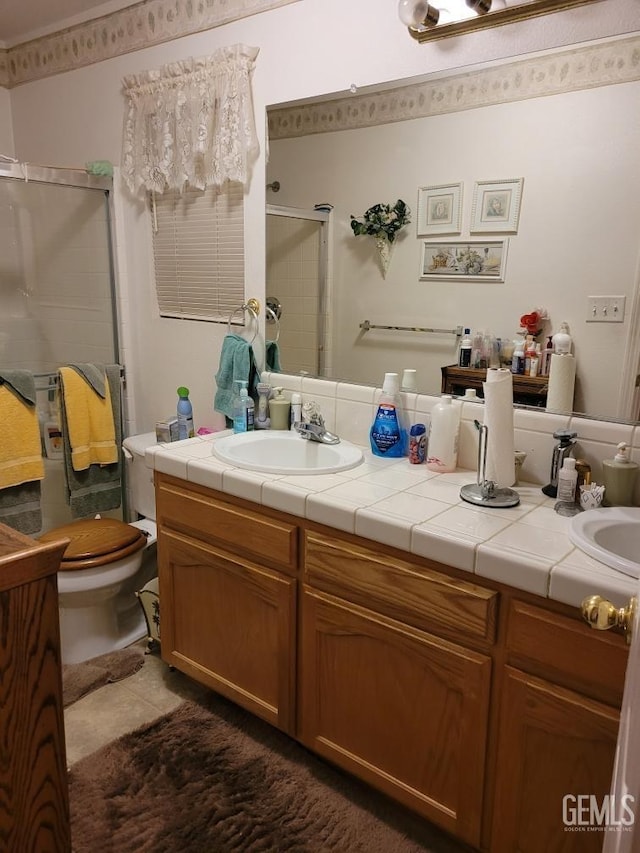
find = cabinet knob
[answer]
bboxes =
[581,594,637,644]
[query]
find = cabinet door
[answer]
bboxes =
[159,530,296,733]
[299,588,491,847]
[491,666,620,852]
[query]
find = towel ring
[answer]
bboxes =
[265,305,281,343]
[227,300,259,344]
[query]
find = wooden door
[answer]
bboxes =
[159,529,296,733]
[491,666,620,851]
[299,587,492,847]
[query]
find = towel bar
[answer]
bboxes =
[227,299,260,343]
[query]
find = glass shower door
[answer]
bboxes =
[0,166,120,530]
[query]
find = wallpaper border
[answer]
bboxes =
[268,34,640,139]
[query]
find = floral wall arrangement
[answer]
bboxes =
[350,199,410,277]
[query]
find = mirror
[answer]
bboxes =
[265,34,640,423]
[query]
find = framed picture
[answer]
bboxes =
[420,240,508,282]
[417,183,462,235]
[470,178,523,233]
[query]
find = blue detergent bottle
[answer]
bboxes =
[177,386,195,439]
[370,373,407,458]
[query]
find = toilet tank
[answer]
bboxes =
[122,432,158,521]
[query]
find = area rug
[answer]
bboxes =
[68,692,471,853]
[62,646,145,708]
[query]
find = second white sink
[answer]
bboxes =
[569,506,640,579]
[212,430,363,475]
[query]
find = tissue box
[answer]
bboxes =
[155,417,179,442]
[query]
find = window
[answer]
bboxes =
[151,182,244,322]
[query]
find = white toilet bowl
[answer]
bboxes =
[40,432,158,665]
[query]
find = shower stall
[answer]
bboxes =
[0,161,122,532]
[266,204,330,376]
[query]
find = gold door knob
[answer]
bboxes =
[581,595,637,644]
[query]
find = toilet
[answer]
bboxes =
[40,432,158,665]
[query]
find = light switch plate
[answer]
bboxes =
[586,295,626,323]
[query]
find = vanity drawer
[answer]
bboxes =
[156,475,298,573]
[506,599,628,705]
[303,531,497,644]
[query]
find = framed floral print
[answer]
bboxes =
[417,183,463,236]
[470,178,523,234]
[420,240,508,282]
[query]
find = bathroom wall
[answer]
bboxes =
[6,0,640,437]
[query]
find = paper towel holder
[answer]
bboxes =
[460,420,520,508]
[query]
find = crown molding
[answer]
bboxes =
[2,0,299,88]
[268,33,640,139]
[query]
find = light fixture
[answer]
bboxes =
[398,0,602,42]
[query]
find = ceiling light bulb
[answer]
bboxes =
[397,0,440,28]
[466,0,492,13]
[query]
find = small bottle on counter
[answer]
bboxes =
[176,386,195,440]
[458,329,472,368]
[290,392,302,429]
[409,423,426,464]
[556,457,578,503]
[511,341,525,375]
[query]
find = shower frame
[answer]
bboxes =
[0,160,121,365]
[0,160,125,524]
[266,203,330,376]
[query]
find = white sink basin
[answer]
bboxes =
[569,507,640,579]
[212,430,363,475]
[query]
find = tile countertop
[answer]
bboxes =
[146,432,638,613]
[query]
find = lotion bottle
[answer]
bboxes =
[602,442,638,506]
[426,394,461,473]
[370,373,407,458]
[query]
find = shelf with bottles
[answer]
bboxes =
[440,365,548,407]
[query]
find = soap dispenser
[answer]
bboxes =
[269,387,291,431]
[602,442,638,506]
[542,429,577,498]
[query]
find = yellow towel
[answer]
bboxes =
[59,367,118,472]
[0,385,45,489]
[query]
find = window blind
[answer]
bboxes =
[151,182,245,322]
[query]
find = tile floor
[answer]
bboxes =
[64,640,209,766]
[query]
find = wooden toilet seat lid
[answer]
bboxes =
[40,518,146,570]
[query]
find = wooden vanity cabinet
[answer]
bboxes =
[155,473,629,852]
[489,599,626,852]
[155,475,297,733]
[299,531,497,847]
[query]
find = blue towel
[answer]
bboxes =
[265,341,281,373]
[214,334,259,420]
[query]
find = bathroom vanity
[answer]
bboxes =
[155,466,628,852]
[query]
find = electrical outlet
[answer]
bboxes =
[586,295,626,323]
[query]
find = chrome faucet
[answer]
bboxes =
[293,402,340,445]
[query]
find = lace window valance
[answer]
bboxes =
[121,44,259,194]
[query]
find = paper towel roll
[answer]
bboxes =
[483,368,515,487]
[546,354,576,413]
